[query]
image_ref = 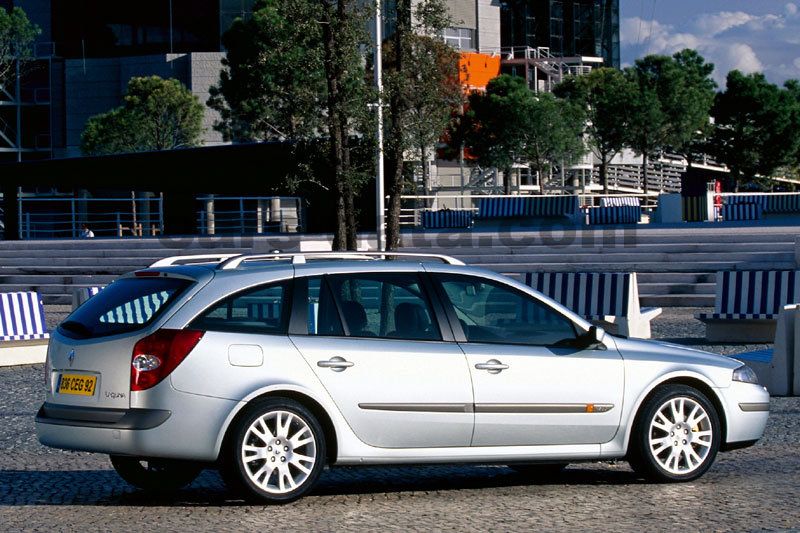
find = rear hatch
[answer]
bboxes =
[46,273,198,409]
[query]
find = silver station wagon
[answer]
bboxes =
[36,252,770,503]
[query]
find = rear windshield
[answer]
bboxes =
[58,277,193,339]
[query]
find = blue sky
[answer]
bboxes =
[619,0,800,85]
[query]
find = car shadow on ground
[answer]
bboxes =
[0,464,644,506]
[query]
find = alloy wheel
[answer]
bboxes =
[240,410,318,494]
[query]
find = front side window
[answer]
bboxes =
[436,275,576,346]
[190,281,290,335]
[326,273,441,341]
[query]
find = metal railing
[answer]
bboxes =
[197,196,304,235]
[18,195,164,239]
[397,193,658,227]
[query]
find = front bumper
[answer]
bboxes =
[720,381,770,449]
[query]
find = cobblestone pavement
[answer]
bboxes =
[1,310,798,531]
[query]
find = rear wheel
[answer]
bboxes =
[110,455,202,492]
[509,463,568,478]
[223,398,326,504]
[629,385,721,482]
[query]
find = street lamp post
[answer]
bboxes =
[373,0,385,252]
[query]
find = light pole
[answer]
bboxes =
[373,0,385,251]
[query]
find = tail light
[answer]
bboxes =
[131,329,204,391]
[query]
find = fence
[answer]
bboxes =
[18,195,164,239]
[197,196,304,235]
[398,193,656,227]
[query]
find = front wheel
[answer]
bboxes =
[224,398,326,504]
[110,455,202,492]
[629,385,721,482]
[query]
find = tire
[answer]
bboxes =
[628,384,721,482]
[509,463,568,478]
[223,397,326,504]
[110,455,202,492]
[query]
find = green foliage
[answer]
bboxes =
[555,68,635,193]
[464,75,532,176]
[208,0,326,142]
[81,76,205,156]
[465,75,585,188]
[711,71,800,190]
[669,49,716,160]
[0,7,40,86]
[523,92,587,182]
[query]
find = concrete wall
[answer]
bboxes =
[477,0,501,51]
[57,53,225,158]
[445,0,477,28]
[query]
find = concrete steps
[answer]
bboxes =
[0,226,797,307]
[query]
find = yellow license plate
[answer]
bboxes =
[57,374,97,396]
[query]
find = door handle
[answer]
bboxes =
[317,356,354,372]
[474,359,509,374]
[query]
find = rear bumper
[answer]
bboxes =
[36,403,171,430]
[35,390,239,461]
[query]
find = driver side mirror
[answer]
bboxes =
[590,325,606,345]
[575,325,607,350]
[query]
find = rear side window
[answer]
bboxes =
[190,281,291,335]
[59,277,193,339]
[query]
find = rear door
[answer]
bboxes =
[47,274,197,409]
[289,269,474,449]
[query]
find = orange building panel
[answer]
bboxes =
[458,52,501,93]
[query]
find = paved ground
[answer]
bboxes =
[1,309,797,532]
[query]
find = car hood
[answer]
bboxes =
[612,336,742,371]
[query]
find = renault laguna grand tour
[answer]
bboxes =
[36,252,769,503]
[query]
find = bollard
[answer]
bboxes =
[769,305,798,396]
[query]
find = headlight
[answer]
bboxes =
[732,365,759,384]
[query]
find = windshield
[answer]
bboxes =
[58,277,193,339]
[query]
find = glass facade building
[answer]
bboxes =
[500,0,620,68]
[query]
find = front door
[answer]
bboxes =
[290,271,474,449]
[433,273,624,447]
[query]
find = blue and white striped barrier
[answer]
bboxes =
[585,205,641,225]
[524,272,661,339]
[697,270,800,321]
[421,209,474,229]
[724,194,800,214]
[0,292,49,342]
[721,203,762,221]
[478,196,579,219]
[600,196,641,208]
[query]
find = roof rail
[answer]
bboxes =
[217,251,465,270]
[149,254,241,268]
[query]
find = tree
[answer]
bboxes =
[711,71,800,191]
[523,92,586,190]
[207,0,325,142]
[624,55,684,195]
[669,50,717,170]
[463,75,534,195]
[0,7,39,89]
[464,76,585,193]
[555,68,635,194]
[384,0,458,250]
[81,76,205,155]
[209,0,372,250]
[403,33,463,203]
